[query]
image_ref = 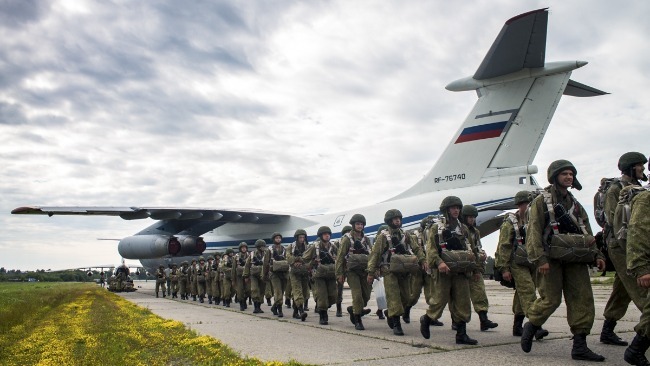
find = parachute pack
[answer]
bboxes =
[614,185,650,244]
[593,177,622,229]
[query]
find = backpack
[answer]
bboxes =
[594,177,622,228]
[614,185,650,243]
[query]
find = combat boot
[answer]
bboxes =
[376,309,385,319]
[600,319,628,346]
[266,298,272,306]
[156,293,159,298]
[163,292,166,298]
[225,299,231,307]
[420,314,431,339]
[451,322,458,331]
[403,306,411,323]
[362,308,371,316]
[624,333,650,366]
[199,296,204,303]
[393,317,404,336]
[292,304,300,319]
[455,322,478,345]
[355,315,365,330]
[571,333,605,362]
[304,299,310,311]
[521,322,541,353]
[214,297,221,305]
[336,303,342,317]
[271,304,278,316]
[431,319,444,326]
[385,311,394,329]
[253,302,263,313]
[347,306,355,325]
[208,296,213,304]
[478,311,498,331]
[319,310,328,325]
[248,297,252,305]
[285,297,292,309]
[277,306,284,318]
[192,295,197,301]
[513,314,525,336]
[535,327,549,340]
[240,301,246,311]
[299,305,308,321]
[173,292,177,299]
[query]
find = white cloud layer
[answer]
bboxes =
[1,0,649,270]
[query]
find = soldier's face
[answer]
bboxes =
[297,235,306,244]
[517,202,529,212]
[557,170,574,188]
[274,236,282,244]
[240,247,247,253]
[321,233,331,242]
[633,163,646,180]
[465,216,476,225]
[354,222,364,232]
[449,206,461,219]
[391,217,401,227]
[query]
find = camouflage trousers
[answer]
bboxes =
[191,278,198,296]
[197,277,206,297]
[206,277,213,297]
[511,263,538,316]
[425,270,471,323]
[527,260,594,335]
[221,275,233,300]
[179,277,188,296]
[265,278,273,301]
[635,291,650,337]
[384,272,411,318]
[250,275,266,303]
[170,280,179,294]
[347,270,371,315]
[210,274,221,299]
[290,272,310,307]
[313,277,337,311]
[271,272,289,307]
[469,274,489,313]
[603,245,647,321]
[155,279,166,295]
[408,269,432,307]
[235,275,251,302]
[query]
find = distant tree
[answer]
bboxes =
[0,267,5,274]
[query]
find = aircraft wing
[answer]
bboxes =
[11,206,292,223]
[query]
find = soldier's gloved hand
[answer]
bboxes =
[637,274,650,288]
[338,275,345,285]
[596,259,606,271]
[538,263,550,275]
[502,271,512,282]
[391,236,400,246]
[438,262,450,274]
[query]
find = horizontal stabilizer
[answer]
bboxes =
[474,8,548,80]
[564,79,609,97]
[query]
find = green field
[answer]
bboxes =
[0,283,300,366]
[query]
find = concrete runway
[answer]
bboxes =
[117,278,641,365]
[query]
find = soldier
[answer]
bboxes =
[622,186,650,365]
[220,249,235,307]
[179,261,190,300]
[495,191,548,339]
[601,152,648,346]
[418,197,478,345]
[368,209,426,336]
[165,265,172,296]
[99,271,105,288]
[288,229,310,321]
[205,256,214,303]
[336,215,372,330]
[409,216,443,326]
[269,232,289,317]
[195,257,208,303]
[210,254,222,305]
[460,204,498,331]
[333,225,352,318]
[169,263,179,298]
[245,239,270,313]
[304,226,338,325]
[155,265,167,298]
[521,160,606,361]
[233,242,251,311]
[189,258,198,301]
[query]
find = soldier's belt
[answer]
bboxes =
[387,254,420,274]
[440,250,476,274]
[547,233,595,263]
[346,254,369,272]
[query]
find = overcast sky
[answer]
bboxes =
[1,0,649,271]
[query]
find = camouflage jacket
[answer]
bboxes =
[335,232,371,277]
[286,241,308,267]
[425,220,478,273]
[244,248,270,278]
[466,225,486,273]
[605,175,639,248]
[626,191,650,277]
[495,211,526,273]
[303,238,338,267]
[368,227,424,275]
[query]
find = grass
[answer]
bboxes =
[0,283,303,366]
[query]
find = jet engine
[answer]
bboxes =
[176,236,207,256]
[117,235,181,259]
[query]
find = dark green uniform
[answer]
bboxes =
[210,257,221,304]
[220,252,235,307]
[304,237,338,324]
[169,265,179,298]
[337,231,372,327]
[155,266,167,298]
[179,262,190,300]
[287,232,310,321]
[269,243,289,317]
[244,242,269,313]
[233,250,251,311]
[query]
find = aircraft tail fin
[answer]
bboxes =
[390,8,606,201]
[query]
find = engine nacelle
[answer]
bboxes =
[176,236,207,256]
[118,235,181,259]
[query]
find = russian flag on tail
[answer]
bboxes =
[455,121,507,144]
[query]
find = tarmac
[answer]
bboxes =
[116,278,642,365]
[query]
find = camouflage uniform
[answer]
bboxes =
[288,229,310,321]
[269,234,289,317]
[601,152,648,346]
[623,190,650,364]
[179,261,190,300]
[169,264,179,298]
[155,265,167,298]
[419,197,477,345]
[196,258,208,303]
[220,250,235,307]
[337,217,372,330]
[233,243,251,311]
[244,240,270,313]
[304,226,338,325]
[206,257,214,303]
[368,209,425,336]
[190,259,198,301]
[210,256,221,305]
[521,160,605,362]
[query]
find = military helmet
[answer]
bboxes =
[514,190,532,205]
[317,226,332,237]
[546,159,582,190]
[199,256,205,262]
[378,224,389,232]
[341,225,352,235]
[294,229,307,238]
[420,215,436,230]
[191,258,197,263]
[349,214,367,225]
[181,261,189,266]
[172,263,178,267]
[207,256,214,261]
[461,204,478,218]
[255,239,267,248]
[225,248,234,255]
[159,265,164,268]
[238,242,248,250]
[440,196,463,212]
[383,209,403,225]
[618,152,647,172]
[271,232,282,240]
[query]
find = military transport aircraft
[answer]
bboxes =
[12,8,606,273]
